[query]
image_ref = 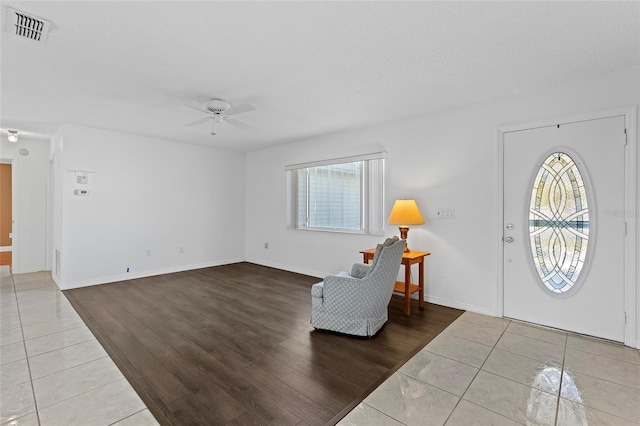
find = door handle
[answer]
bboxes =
[505,236,514,243]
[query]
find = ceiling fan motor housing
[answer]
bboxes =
[206,98,231,115]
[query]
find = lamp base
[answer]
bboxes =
[398,226,411,252]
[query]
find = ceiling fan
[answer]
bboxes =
[185,98,255,135]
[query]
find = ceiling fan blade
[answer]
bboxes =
[180,102,209,114]
[185,116,212,127]
[225,103,255,116]
[225,117,253,130]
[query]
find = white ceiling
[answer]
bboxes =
[1,1,638,151]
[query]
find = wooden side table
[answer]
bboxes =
[360,248,431,316]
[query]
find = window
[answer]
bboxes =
[529,152,590,293]
[286,152,386,235]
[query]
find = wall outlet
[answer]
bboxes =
[264,242,269,249]
[145,249,151,256]
[179,247,185,254]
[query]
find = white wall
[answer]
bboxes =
[0,137,49,273]
[51,125,245,289]
[245,66,639,341]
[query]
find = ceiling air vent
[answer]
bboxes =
[6,7,51,42]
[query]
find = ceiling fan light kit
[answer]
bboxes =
[185,98,255,136]
[7,130,19,143]
[206,98,231,114]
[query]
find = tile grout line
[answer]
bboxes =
[565,343,640,366]
[440,317,516,425]
[29,353,109,382]
[553,333,568,425]
[17,275,146,425]
[105,408,150,426]
[454,318,640,425]
[11,273,43,426]
[21,322,87,343]
[24,332,98,358]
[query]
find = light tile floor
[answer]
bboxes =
[0,267,158,426]
[339,311,640,426]
[3,267,640,426]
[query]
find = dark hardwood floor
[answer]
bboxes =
[64,262,463,426]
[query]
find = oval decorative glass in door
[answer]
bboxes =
[529,152,590,293]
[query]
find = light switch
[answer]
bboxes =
[436,208,455,219]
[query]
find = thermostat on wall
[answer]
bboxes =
[74,189,89,196]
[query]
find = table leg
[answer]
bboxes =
[418,258,425,311]
[404,260,411,316]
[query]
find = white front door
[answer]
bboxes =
[503,115,626,342]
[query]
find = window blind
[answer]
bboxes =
[286,152,386,235]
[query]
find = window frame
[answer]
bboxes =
[285,152,386,235]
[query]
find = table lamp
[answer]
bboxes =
[387,199,424,252]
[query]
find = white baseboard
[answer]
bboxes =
[245,258,324,280]
[422,294,499,317]
[58,258,245,290]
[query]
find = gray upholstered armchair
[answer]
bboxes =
[310,237,405,337]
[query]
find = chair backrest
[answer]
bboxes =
[368,238,405,277]
[363,238,406,311]
[367,236,400,276]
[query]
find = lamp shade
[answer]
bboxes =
[388,199,425,226]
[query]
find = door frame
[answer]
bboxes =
[497,106,637,348]
[0,155,17,273]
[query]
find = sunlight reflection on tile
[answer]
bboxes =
[463,370,557,426]
[0,412,39,426]
[560,369,640,423]
[482,348,562,394]
[0,382,36,424]
[364,373,459,426]
[399,350,478,396]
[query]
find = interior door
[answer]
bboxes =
[503,116,626,342]
[0,163,12,271]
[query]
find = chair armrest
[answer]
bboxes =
[321,274,387,316]
[311,282,323,298]
[350,263,370,279]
